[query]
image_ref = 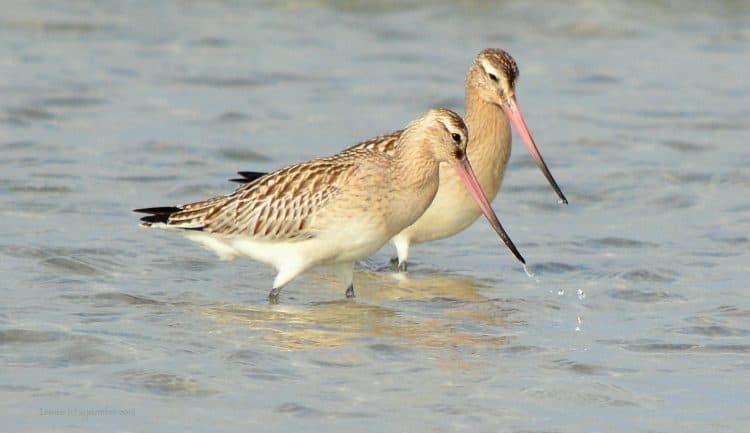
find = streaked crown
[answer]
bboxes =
[476,48,519,87]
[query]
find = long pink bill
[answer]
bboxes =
[454,159,525,264]
[502,96,568,204]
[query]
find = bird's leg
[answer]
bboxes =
[331,262,355,300]
[392,237,410,273]
[268,287,282,304]
[389,257,400,271]
[389,257,408,272]
[270,264,307,304]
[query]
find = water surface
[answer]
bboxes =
[1,1,749,432]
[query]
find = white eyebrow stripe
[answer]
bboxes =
[480,60,502,78]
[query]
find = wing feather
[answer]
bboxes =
[159,154,364,241]
[227,130,404,185]
[343,129,403,155]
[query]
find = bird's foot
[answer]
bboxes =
[389,257,399,271]
[389,257,408,273]
[268,287,281,304]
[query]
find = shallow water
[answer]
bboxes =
[2,1,749,432]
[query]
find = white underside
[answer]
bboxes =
[391,165,498,264]
[151,220,389,290]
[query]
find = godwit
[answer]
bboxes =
[135,109,524,302]
[232,49,566,271]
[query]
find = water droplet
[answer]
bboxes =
[522,264,540,282]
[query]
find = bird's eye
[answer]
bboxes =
[451,133,462,143]
[488,73,499,82]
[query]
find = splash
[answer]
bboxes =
[522,263,540,283]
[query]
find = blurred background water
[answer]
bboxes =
[1,0,749,432]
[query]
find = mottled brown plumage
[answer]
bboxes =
[342,130,403,155]
[135,109,524,302]
[157,156,360,240]
[476,48,519,87]
[225,49,564,272]
[349,48,564,270]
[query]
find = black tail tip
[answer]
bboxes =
[230,171,267,184]
[138,214,167,224]
[133,206,181,224]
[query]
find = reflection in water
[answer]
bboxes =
[356,269,490,301]
[3,0,749,429]
[203,271,512,351]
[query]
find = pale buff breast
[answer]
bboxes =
[394,115,511,245]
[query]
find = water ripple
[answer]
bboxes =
[2,19,119,33]
[274,401,374,418]
[624,343,750,354]
[41,257,103,277]
[3,106,55,124]
[577,73,621,84]
[549,358,638,376]
[608,289,683,303]
[650,193,696,209]
[3,246,121,281]
[1,140,37,150]
[710,306,750,317]
[152,257,217,273]
[90,292,161,305]
[521,383,639,407]
[709,235,749,246]
[218,147,272,162]
[0,329,66,345]
[189,37,231,47]
[528,261,585,274]
[36,96,107,108]
[582,236,659,249]
[8,185,73,194]
[116,175,179,183]
[619,269,678,283]
[176,73,312,88]
[663,171,713,185]
[227,349,301,381]
[55,342,126,366]
[677,326,750,337]
[217,111,253,123]
[176,76,260,88]
[661,139,713,152]
[120,370,217,397]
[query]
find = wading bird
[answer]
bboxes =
[231,49,566,271]
[135,109,524,302]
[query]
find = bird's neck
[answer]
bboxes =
[463,88,512,195]
[388,138,442,231]
[392,137,441,190]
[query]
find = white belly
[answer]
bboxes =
[183,218,389,270]
[395,160,503,245]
